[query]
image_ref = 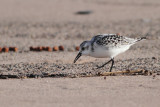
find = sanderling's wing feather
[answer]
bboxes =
[90,34,120,51]
[91,34,142,47]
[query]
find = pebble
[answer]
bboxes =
[75,46,80,51]
[53,46,59,51]
[46,47,52,52]
[0,47,2,52]
[37,46,43,51]
[30,46,34,51]
[2,47,9,52]
[59,45,64,51]
[9,47,18,52]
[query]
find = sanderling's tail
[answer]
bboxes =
[136,37,147,42]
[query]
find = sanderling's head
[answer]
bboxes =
[74,41,90,63]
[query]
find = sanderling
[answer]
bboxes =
[74,34,146,72]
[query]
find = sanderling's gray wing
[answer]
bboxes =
[90,34,119,51]
[91,34,145,49]
[93,34,138,46]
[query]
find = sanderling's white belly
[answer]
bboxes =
[89,45,131,58]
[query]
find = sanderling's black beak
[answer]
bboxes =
[74,52,82,63]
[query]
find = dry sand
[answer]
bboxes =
[0,76,160,107]
[0,0,160,107]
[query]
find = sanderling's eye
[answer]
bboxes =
[81,47,85,51]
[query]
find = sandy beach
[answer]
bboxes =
[1,76,160,107]
[0,0,160,107]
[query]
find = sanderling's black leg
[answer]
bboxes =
[96,59,112,69]
[109,58,114,72]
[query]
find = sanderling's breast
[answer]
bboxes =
[90,44,131,58]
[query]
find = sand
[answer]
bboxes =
[1,76,160,107]
[0,0,160,107]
